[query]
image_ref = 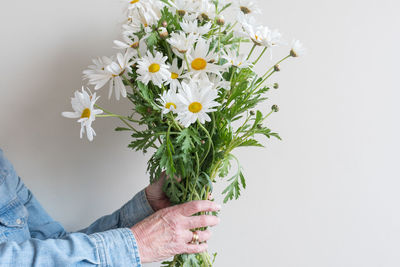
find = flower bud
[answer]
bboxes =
[216,16,225,26]
[177,48,188,54]
[240,6,251,14]
[256,124,263,129]
[131,42,140,49]
[274,64,280,72]
[158,27,168,38]
[201,13,210,21]
[271,105,279,112]
[178,10,186,17]
[290,49,298,57]
[273,83,279,89]
[201,140,205,144]
[250,110,255,116]
[162,21,168,27]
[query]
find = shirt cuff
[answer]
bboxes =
[89,228,142,267]
[119,189,155,228]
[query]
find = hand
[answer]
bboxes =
[145,172,213,211]
[145,172,172,211]
[130,200,221,263]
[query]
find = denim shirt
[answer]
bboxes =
[0,149,154,266]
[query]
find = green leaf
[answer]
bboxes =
[238,139,264,147]
[115,127,131,132]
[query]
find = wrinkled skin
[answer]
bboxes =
[131,200,221,263]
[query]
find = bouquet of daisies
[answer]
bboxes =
[62,0,304,265]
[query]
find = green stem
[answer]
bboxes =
[119,117,137,132]
[95,104,138,132]
[122,75,135,90]
[261,54,291,79]
[253,47,267,65]
[96,114,140,123]
[184,53,191,71]
[246,44,256,60]
[197,121,213,166]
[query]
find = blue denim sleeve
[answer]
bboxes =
[0,228,142,266]
[77,189,155,234]
[0,149,152,266]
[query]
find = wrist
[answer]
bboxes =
[145,186,159,212]
[131,226,151,263]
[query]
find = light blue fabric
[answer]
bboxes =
[0,149,154,266]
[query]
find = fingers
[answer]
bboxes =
[184,215,220,229]
[185,242,208,254]
[177,200,221,217]
[183,229,212,244]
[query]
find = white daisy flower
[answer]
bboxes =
[85,51,135,100]
[180,20,212,36]
[136,51,170,87]
[83,56,114,81]
[170,0,196,16]
[208,73,231,91]
[125,8,159,33]
[197,0,216,21]
[182,12,200,22]
[113,35,140,54]
[222,49,252,68]
[157,89,181,114]
[290,39,306,57]
[176,81,221,127]
[167,31,197,57]
[62,87,102,141]
[186,37,224,80]
[165,58,184,91]
[235,0,260,15]
[256,27,282,48]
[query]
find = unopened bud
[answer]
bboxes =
[250,110,255,116]
[177,48,188,54]
[273,83,279,89]
[274,64,280,72]
[201,13,210,21]
[256,124,262,129]
[290,49,298,57]
[216,16,225,26]
[201,140,205,144]
[271,105,279,112]
[162,21,168,27]
[131,42,140,49]
[158,27,168,38]
[240,6,251,14]
[177,10,186,17]
[147,107,152,114]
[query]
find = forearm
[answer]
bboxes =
[0,228,141,267]
[77,189,154,234]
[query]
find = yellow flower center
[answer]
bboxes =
[171,72,179,79]
[130,0,139,4]
[165,102,177,110]
[191,58,207,71]
[148,63,160,73]
[81,108,91,119]
[188,102,202,113]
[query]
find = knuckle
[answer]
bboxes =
[200,216,208,225]
[192,201,202,211]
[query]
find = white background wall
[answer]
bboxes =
[1,0,400,266]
